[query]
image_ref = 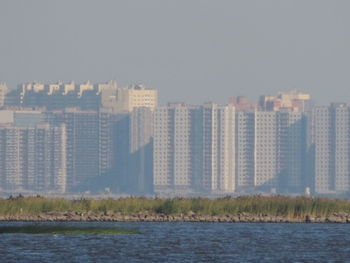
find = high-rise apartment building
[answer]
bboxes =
[229,96,257,112]
[254,111,279,189]
[235,112,255,190]
[99,81,119,111]
[115,84,157,113]
[153,103,236,195]
[234,110,307,193]
[194,103,236,193]
[5,81,100,110]
[45,109,100,190]
[312,103,350,194]
[254,111,307,192]
[259,90,311,112]
[98,108,118,177]
[0,83,9,108]
[0,123,67,193]
[4,81,157,113]
[277,111,306,192]
[44,108,134,193]
[128,107,154,194]
[153,103,194,194]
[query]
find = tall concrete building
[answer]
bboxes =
[194,103,236,193]
[254,111,279,190]
[333,105,350,193]
[153,103,236,195]
[5,81,157,113]
[6,81,101,110]
[99,81,119,111]
[45,109,100,191]
[312,103,350,194]
[115,84,158,113]
[0,123,67,193]
[254,111,307,192]
[153,103,194,194]
[235,111,255,190]
[233,110,307,193]
[128,107,154,194]
[277,111,306,193]
[229,96,257,112]
[0,83,9,108]
[45,108,133,193]
[259,90,311,112]
[98,108,118,178]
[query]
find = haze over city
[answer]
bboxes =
[1,0,350,105]
[2,2,350,262]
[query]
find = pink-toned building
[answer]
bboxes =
[229,96,257,112]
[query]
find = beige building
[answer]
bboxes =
[100,83,157,113]
[115,84,157,113]
[259,90,311,112]
[63,82,76,95]
[78,81,94,97]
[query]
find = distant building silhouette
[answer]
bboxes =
[1,83,350,197]
[0,83,9,108]
[259,89,311,112]
[4,81,157,112]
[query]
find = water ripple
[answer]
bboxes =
[0,222,349,262]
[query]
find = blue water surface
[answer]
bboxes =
[0,221,349,263]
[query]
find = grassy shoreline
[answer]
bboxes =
[0,195,350,218]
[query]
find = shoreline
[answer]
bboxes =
[2,196,350,223]
[1,211,350,223]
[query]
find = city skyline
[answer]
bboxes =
[1,84,350,197]
[0,80,344,108]
[1,1,348,261]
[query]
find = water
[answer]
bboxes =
[0,222,349,263]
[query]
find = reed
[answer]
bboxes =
[0,195,349,218]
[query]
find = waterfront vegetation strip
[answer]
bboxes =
[0,196,350,218]
[0,225,139,234]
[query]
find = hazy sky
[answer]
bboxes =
[0,0,349,105]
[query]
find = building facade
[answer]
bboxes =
[115,84,158,113]
[4,81,157,113]
[128,107,154,194]
[0,83,8,108]
[153,103,236,195]
[312,104,350,195]
[194,103,236,193]
[153,103,194,194]
[235,111,255,190]
[0,123,67,193]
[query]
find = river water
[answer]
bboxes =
[0,222,349,262]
